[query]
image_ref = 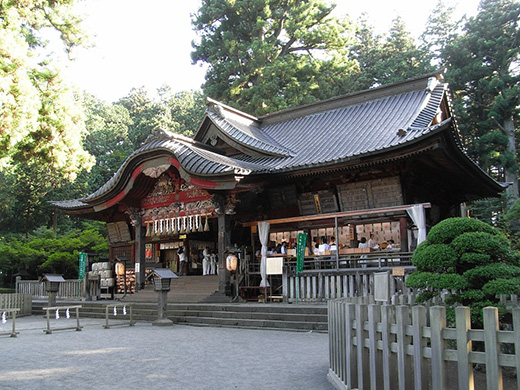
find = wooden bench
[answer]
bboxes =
[0,308,20,337]
[42,305,82,334]
[103,303,135,329]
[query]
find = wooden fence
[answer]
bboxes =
[328,298,520,390]
[282,267,416,303]
[16,279,84,300]
[0,293,32,316]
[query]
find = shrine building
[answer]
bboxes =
[53,73,505,301]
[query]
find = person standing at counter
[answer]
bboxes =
[329,236,337,253]
[358,237,369,248]
[368,233,378,249]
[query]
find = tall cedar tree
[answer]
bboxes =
[0,0,93,178]
[191,0,357,116]
[444,0,520,206]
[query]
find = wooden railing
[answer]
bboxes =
[16,279,84,300]
[0,294,32,316]
[282,265,416,303]
[328,298,520,390]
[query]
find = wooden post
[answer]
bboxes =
[134,215,146,291]
[412,306,428,390]
[380,304,397,390]
[430,306,447,390]
[483,307,503,390]
[399,217,408,251]
[455,306,475,390]
[345,303,357,390]
[513,308,520,390]
[356,303,370,389]
[217,213,231,294]
[396,305,412,390]
[368,304,382,390]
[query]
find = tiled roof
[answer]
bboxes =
[85,137,265,202]
[206,109,294,157]
[236,83,447,172]
[54,74,502,211]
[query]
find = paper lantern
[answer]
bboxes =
[226,255,238,271]
[115,261,126,276]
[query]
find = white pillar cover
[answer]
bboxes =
[258,221,270,287]
[407,204,427,245]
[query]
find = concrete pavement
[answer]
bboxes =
[0,315,333,389]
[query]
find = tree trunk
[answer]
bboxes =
[504,115,518,208]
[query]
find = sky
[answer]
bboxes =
[60,0,482,103]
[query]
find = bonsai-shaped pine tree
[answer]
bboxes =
[406,217,520,325]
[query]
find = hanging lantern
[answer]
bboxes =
[204,214,210,232]
[115,261,126,276]
[226,254,238,271]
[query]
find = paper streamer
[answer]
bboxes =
[66,308,70,319]
[1,312,6,324]
[55,309,60,320]
[113,306,117,316]
[123,306,127,316]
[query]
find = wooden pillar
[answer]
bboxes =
[218,213,231,294]
[399,217,408,252]
[134,216,146,291]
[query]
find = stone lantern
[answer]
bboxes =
[151,268,178,326]
[42,274,65,307]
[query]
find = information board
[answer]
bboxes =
[78,252,87,280]
[296,233,307,273]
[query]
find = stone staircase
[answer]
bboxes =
[31,301,328,332]
[130,274,221,303]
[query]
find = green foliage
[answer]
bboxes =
[363,16,433,86]
[191,0,358,115]
[482,278,520,296]
[426,217,500,244]
[443,0,520,203]
[411,244,457,272]
[407,217,520,325]
[0,0,93,178]
[0,222,108,287]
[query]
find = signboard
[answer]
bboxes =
[392,267,405,277]
[78,253,87,280]
[266,257,284,275]
[296,233,307,273]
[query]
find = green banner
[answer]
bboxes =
[79,253,87,280]
[296,233,306,273]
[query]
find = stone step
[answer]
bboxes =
[173,316,328,332]
[31,302,328,332]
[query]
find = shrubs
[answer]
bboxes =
[406,217,520,325]
[0,222,108,286]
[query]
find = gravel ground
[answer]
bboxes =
[0,315,333,390]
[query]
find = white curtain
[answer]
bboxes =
[407,204,427,245]
[258,221,270,287]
